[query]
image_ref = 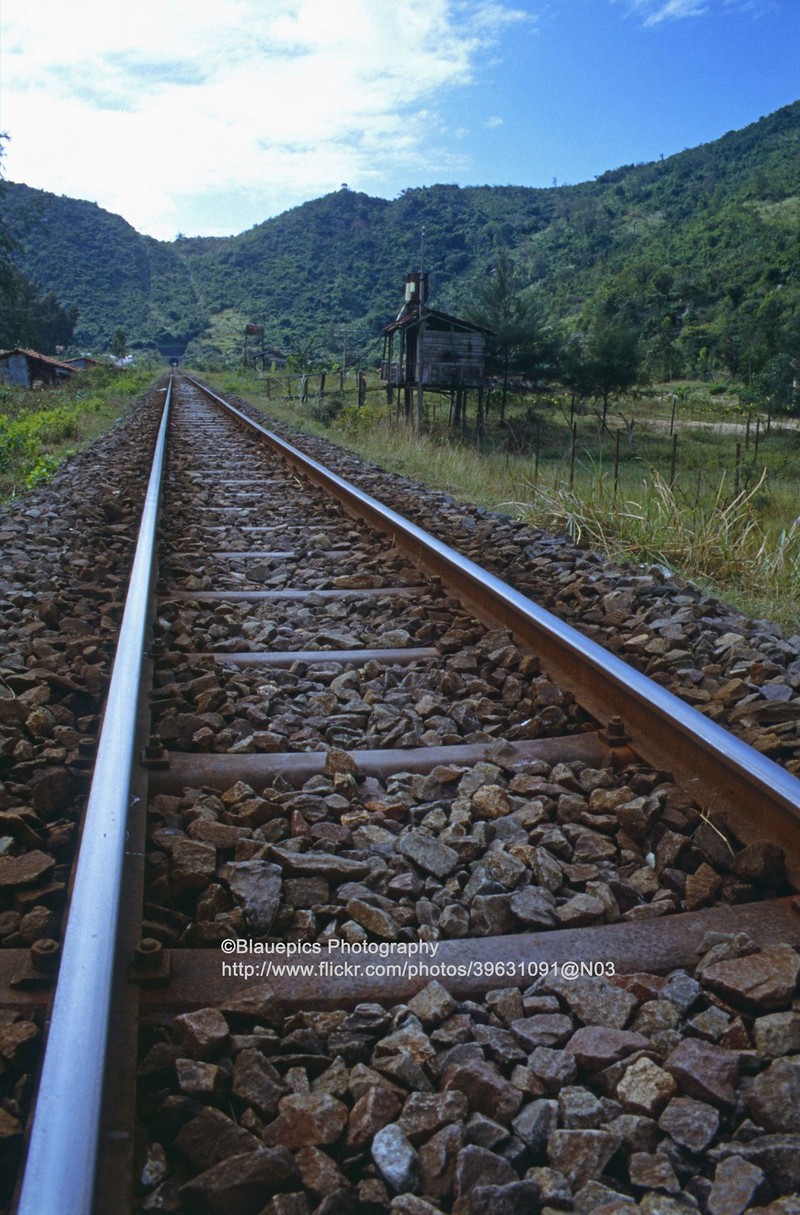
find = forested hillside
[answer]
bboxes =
[3,100,798,379]
[1,184,206,352]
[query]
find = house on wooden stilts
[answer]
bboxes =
[380,273,493,430]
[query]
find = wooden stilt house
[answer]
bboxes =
[380,274,493,426]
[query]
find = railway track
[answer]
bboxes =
[7,374,800,1214]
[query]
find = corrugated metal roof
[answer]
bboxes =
[382,307,494,336]
[0,348,78,373]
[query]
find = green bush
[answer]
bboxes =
[0,414,38,472]
[312,395,344,425]
[334,398,391,436]
[0,365,156,498]
[25,453,62,488]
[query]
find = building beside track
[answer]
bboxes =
[380,273,493,427]
[380,273,492,393]
[0,348,78,387]
[63,355,108,371]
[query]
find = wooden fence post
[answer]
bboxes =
[534,419,541,488]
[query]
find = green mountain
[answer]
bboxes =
[1,184,207,353]
[3,100,798,378]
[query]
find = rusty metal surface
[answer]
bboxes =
[138,898,800,1015]
[201,523,309,531]
[0,953,52,1008]
[199,524,302,532]
[208,550,350,558]
[158,586,422,602]
[209,550,317,558]
[186,376,800,884]
[212,646,440,667]
[149,732,614,794]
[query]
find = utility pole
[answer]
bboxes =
[415,226,426,432]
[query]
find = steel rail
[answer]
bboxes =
[186,375,800,875]
[16,379,173,1215]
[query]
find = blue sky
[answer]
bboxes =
[462,0,799,189]
[0,0,797,241]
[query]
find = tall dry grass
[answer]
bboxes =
[514,469,800,631]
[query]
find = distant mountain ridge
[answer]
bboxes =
[3,99,798,378]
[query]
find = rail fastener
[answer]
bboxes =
[129,938,171,985]
[141,736,169,769]
[10,938,62,989]
[599,715,632,746]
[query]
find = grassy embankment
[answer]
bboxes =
[0,364,160,501]
[206,368,800,635]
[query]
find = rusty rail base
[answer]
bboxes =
[210,646,441,668]
[134,897,800,1015]
[149,732,616,795]
[5,897,799,1015]
[158,586,423,602]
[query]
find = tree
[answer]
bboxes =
[746,353,797,417]
[656,314,679,382]
[581,319,644,428]
[0,134,19,296]
[0,280,78,351]
[0,136,79,352]
[560,335,594,406]
[0,133,24,334]
[468,255,551,419]
[285,337,324,373]
[110,327,127,359]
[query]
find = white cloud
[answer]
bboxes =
[618,0,773,24]
[630,0,709,21]
[0,0,534,238]
[485,115,504,128]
